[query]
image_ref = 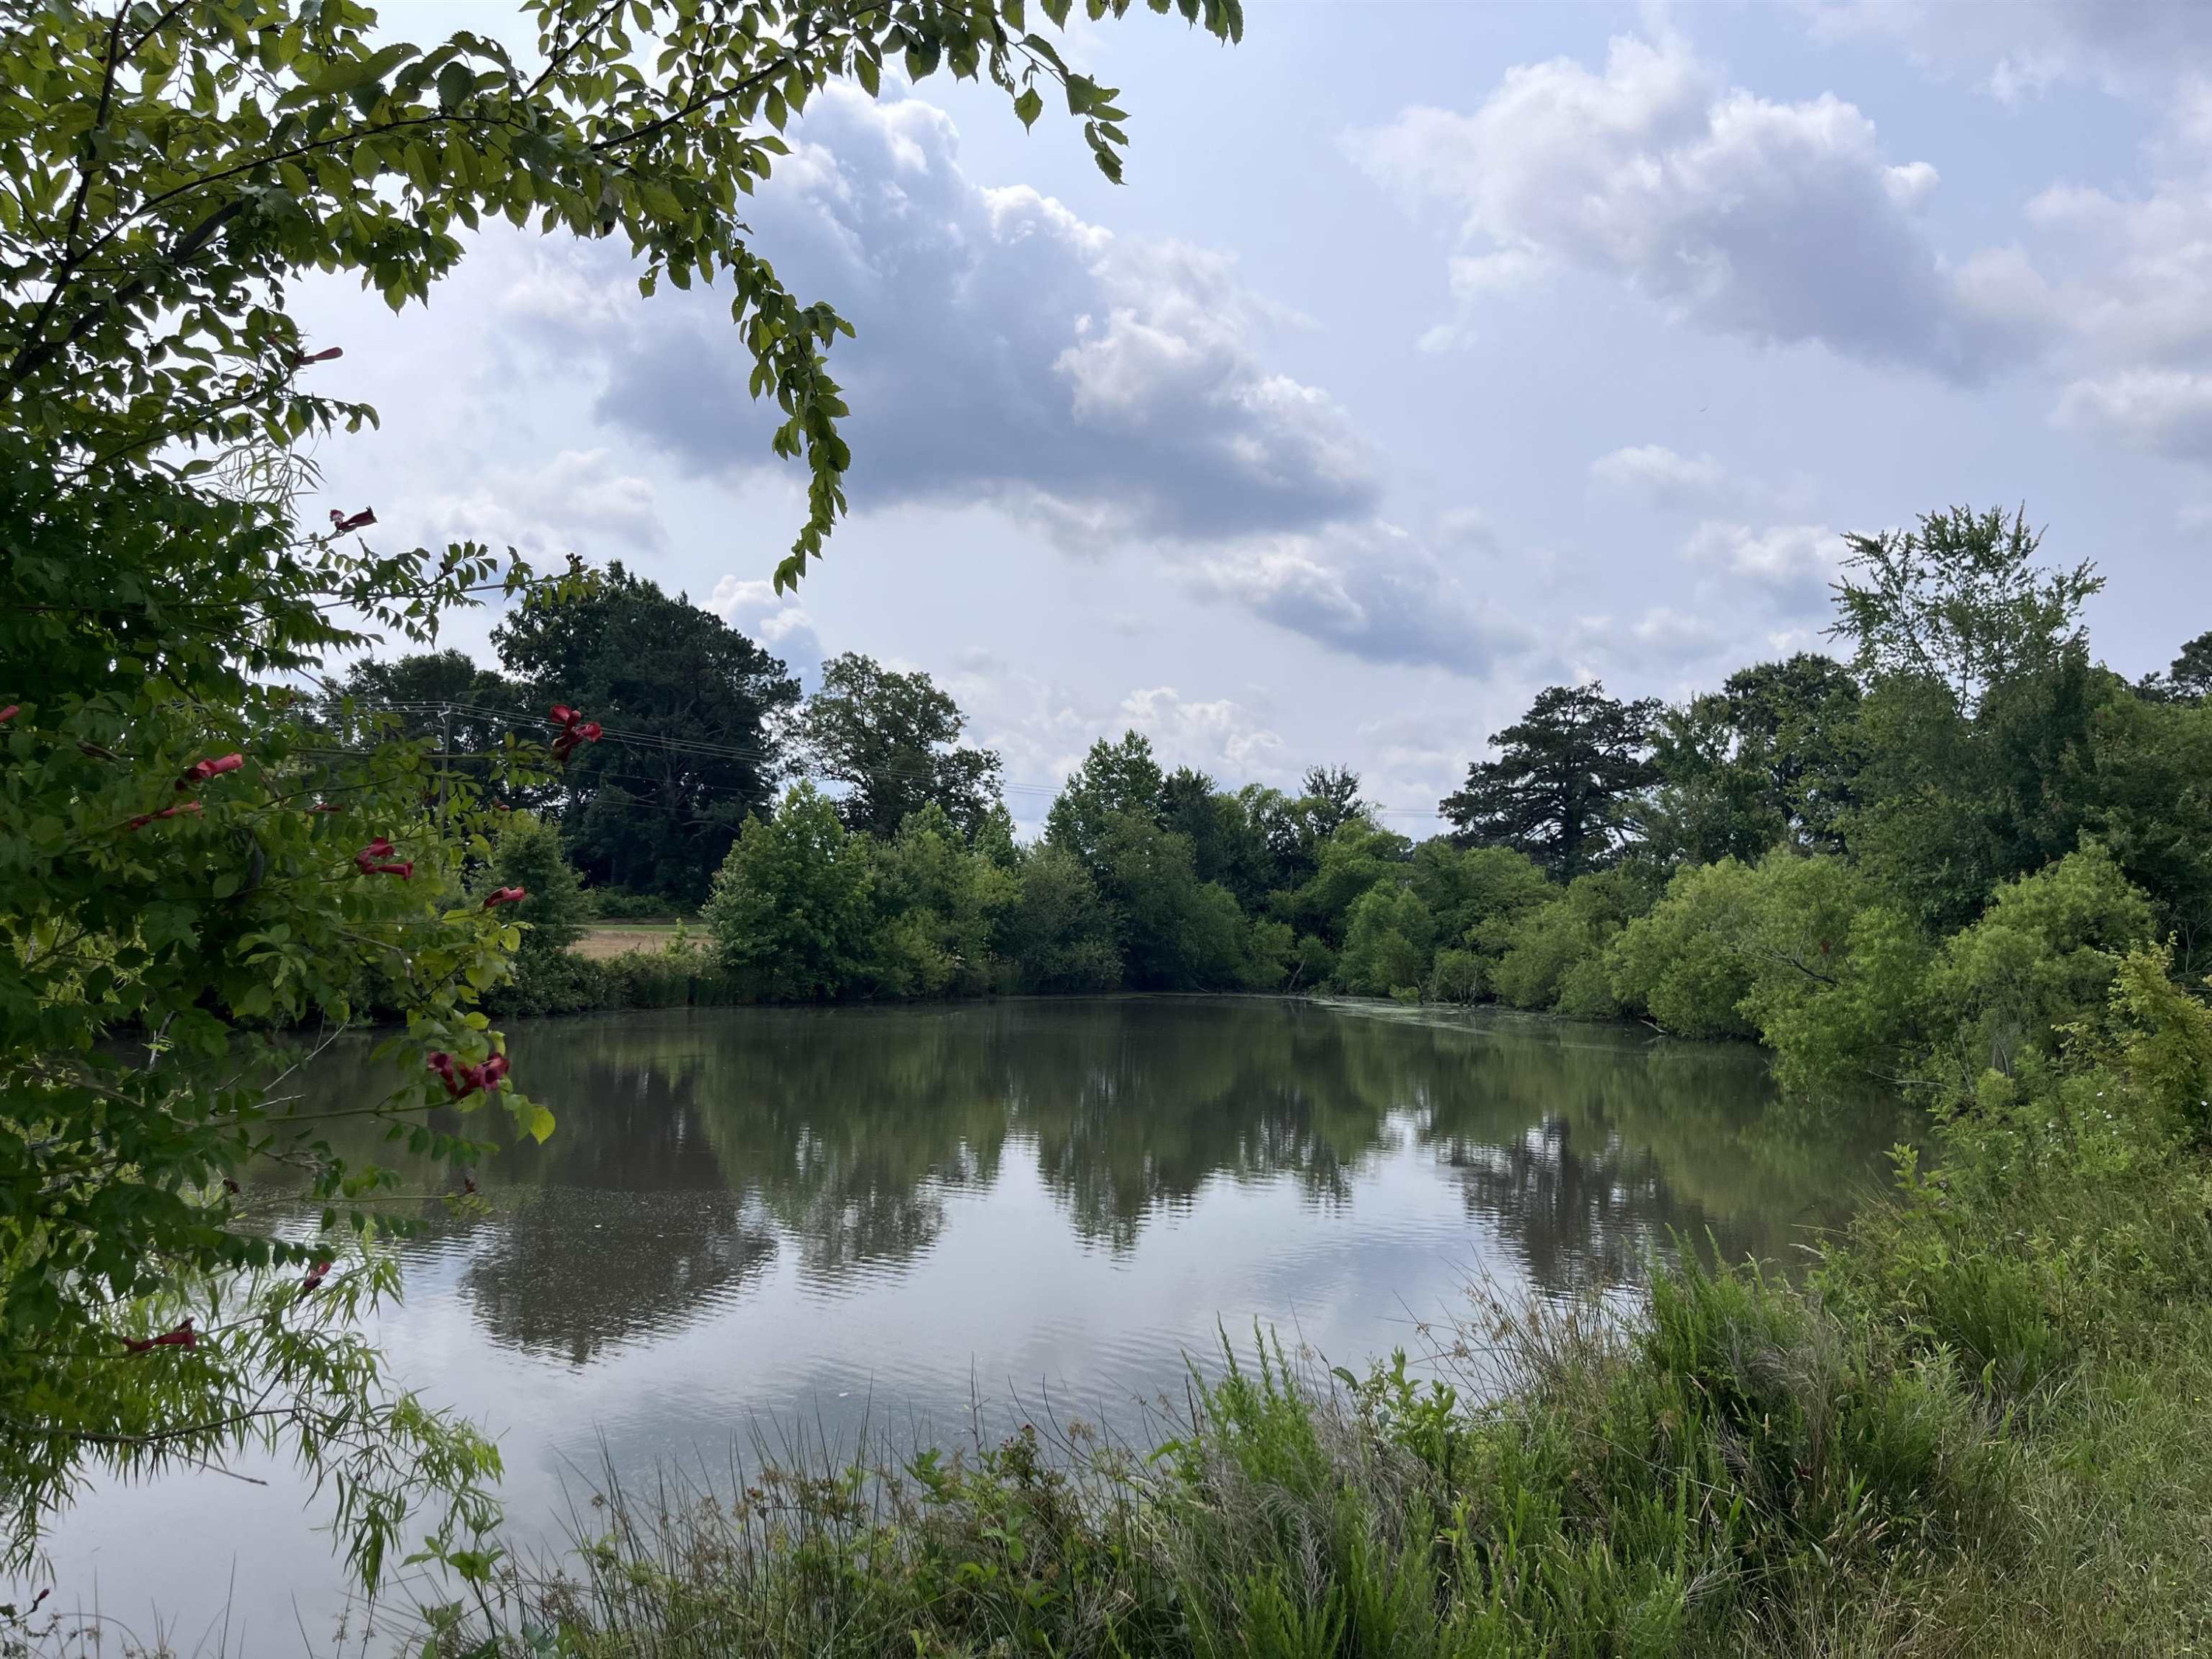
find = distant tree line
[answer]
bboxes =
[333,507,2212,1098]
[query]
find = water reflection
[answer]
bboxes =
[31,998,1913,1652]
[293,998,1902,1365]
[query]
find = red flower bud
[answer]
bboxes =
[176,752,244,790]
[125,801,203,830]
[123,1319,196,1354]
[310,803,343,813]
[375,860,414,879]
[301,1259,333,1293]
[0,705,18,724]
[484,886,528,908]
[293,346,344,366]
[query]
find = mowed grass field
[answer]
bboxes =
[571,922,706,960]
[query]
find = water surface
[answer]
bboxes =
[24,997,1905,1651]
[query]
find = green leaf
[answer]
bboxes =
[1014,87,1043,130]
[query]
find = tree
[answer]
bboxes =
[1001,846,1123,992]
[705,785,879,1001]
[494,566,800,904]
[799,653,1004,840]
[1299,765,1367,840]
[869,803,1017,997]
[1043,731,1166,873]
[1092,814,1249,990]
[1829,505,2101,718]
[1160,768,1279,908]
[1286,818,1411,946]
[315,648,545,807]
[1646,654,1862,866]
[2140,629,2212,703]
[479,812,599,1016]
[0,0,1234,1588]
[1339,880,1436,998]
[1441,684,1660,881]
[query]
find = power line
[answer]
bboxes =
[338,698,1451,821]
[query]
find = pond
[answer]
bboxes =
[23,996,1907,1652]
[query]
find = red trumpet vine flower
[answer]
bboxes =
[353,837,412,877]
[328,507,376,534]
[484,886,528,908]
[125,801,201,830]
[0,705,18,724]
[175,752,243,790]
[427,1050,509,1099]
[548,703,603,764]
[310,802,344,813]
[301,1259,333,1293]
[123,1319,196,1354]
[292,346,344,366]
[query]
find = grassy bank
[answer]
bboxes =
[422,948,2212,1657]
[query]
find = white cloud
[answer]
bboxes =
[1589,444,1733,509]
[411,449,667,561]
[1989,161,2212,463]
[1117,687,1293,784]
[1185,521,1532,677]
[1803,1,2212,101]
[1349,31,2011,379]
[514,88,1378,548]
[2054,371,2212,460]
[710,575,824,686]
[1684,521,1840,609]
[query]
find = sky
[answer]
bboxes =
[297,0,2212,835]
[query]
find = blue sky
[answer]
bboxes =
[302,0,2212,832]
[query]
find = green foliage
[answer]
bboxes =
[1829,504,2101,718]
[1408,840,1552,947]
[1093,813,1249,990]
[479,814,600,1016]
[1285,818,1411,947]
[1607,858,1767,1040]
[867,803,1017,996]
[703,784,877,1000]
[1441,681,1660,880]
[1337,879,1436,998]
[798,652,1004,840]
[1044,730,1166,873]
[1645,653,1861,865]
[493,565,799,904]
[1491,867,1655,1015]
[1921,844,2155,1088]
[1001,844,1123,993]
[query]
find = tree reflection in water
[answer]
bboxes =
[284,999,1907,1362]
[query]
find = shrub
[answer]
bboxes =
[704,785,879,1001]
[1338,880,1438,997]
